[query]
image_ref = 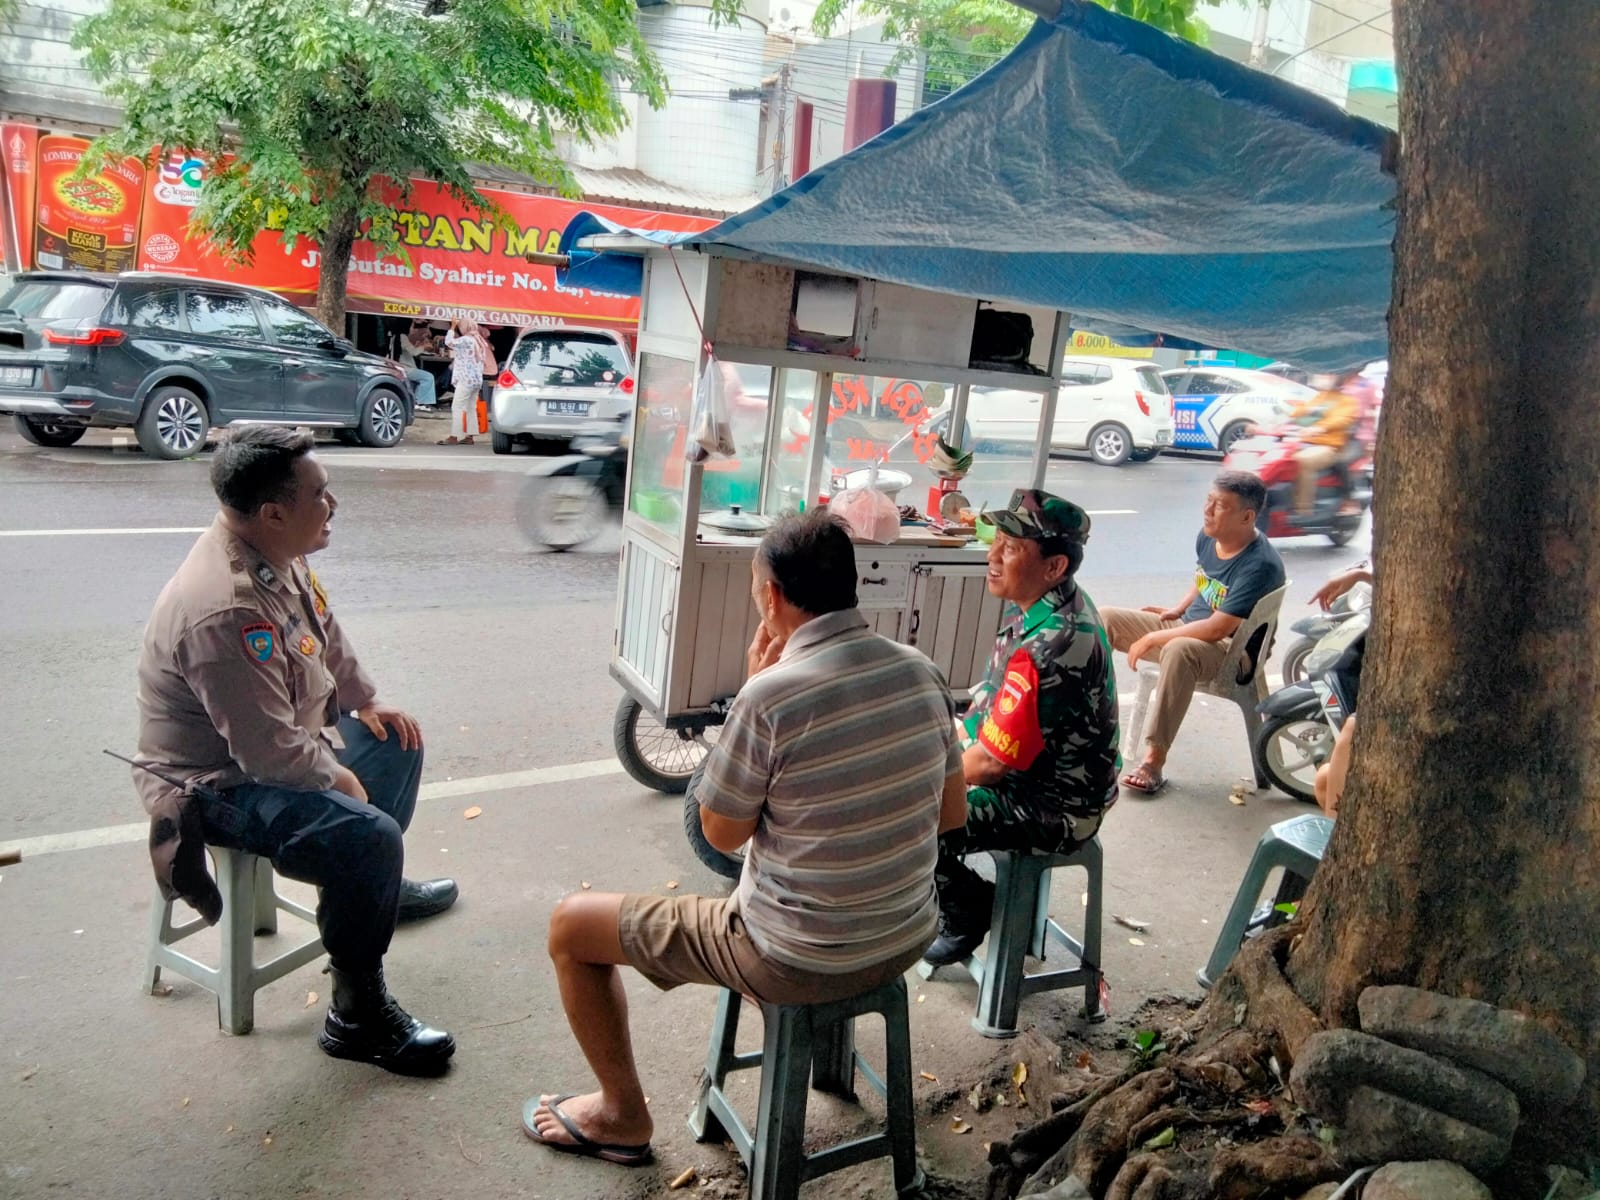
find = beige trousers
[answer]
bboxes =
[1102,607,1230,754]
[1294,443,1340,512]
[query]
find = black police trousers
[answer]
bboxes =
[197,717,422,972]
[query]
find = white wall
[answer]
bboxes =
[1,0,117,119]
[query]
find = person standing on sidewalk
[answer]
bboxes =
[134,426,459,1075]
[1100,471,1285,796]
[440,318,488,445]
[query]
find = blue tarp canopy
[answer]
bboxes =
[561,0,1395,370]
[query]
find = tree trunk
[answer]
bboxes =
[313,201,360,333]
[1287,0,1600,1127]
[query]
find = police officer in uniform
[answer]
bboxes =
[135,426,456,1075]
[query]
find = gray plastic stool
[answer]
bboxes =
[143,847,324,1035]
[918,838,1105,1038]
[1197,813,1332,990]
[689,975,922,1200]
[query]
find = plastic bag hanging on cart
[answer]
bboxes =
[686,354,736,462]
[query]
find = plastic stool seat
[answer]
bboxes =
[689,976,922,1200]
[143,847,324,1035]
[1196,814,1332,990]
[918,838,1105,1039]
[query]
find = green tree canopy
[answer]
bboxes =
[813,0,1220,94]
[74,0,736,326]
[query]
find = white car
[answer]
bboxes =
[490,325,634,452]
[953,356,1176,465]
[1161,366,1317,455]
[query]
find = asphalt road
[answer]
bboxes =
[0,425,1367,840]
[0,423,1370,1200]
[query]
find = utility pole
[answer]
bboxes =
[771,63,793,193]
[1248,0,1270,66]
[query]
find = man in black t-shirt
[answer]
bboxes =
[1100,472,1286,794]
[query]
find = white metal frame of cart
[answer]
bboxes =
[601,238,1074,791]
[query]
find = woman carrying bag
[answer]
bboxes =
[440,318,491,445]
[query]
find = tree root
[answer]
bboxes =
[992,931,1331,1200]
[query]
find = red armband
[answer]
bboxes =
[977,651,1045,770]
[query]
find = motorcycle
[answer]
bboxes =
[517,420,629,551]
[1251,610,1367,802]
[1278,577,1371,687]
[1222,431,1373,547]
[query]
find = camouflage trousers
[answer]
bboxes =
[934,787,1103,921]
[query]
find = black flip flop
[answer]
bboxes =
[521,1094,653,1167]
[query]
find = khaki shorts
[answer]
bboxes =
[617,894,928,1007]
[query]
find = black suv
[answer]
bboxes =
[0,271,412,459]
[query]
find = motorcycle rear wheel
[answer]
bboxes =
[1280,638,1315,687]
[1255,713,1335,803]
[519,476,606,550]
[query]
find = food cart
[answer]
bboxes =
[555,0,1395,800]
[588,238,1078,796]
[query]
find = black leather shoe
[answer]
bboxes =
[320,967,455,1076]
[922,880,995,967]
[397,877,459,923]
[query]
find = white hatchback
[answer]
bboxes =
[955,356,1176,465]
[489,325,634,452]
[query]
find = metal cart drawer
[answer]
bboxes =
[856,559,911,608]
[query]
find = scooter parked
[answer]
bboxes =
[1279,578,1371,686]
[1252,611,1367,801]
[1223,431,1372,546]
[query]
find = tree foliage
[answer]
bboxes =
[72,0,737,325]
[813,0,1218,93]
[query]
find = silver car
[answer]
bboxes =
[489,326,633,453]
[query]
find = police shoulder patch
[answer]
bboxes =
[298,634,318,656]
[241,622,277,663]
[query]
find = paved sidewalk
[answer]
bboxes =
[0,688,1315,1200]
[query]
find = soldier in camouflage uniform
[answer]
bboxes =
[923,490,1122,966]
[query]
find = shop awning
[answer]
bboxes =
[561,0,1396,370]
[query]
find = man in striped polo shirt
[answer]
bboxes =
[524,512,967,1168]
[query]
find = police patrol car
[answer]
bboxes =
[1160,366,1316,455]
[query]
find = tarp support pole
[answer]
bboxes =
[1030,312,1072,491]
[950,384,971,448]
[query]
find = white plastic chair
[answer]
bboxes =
[1123,583,1289,789]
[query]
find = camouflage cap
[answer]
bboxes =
[987,488,1091,545]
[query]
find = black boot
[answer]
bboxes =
[922,878,996,967]
[320,966,456,1076]
[397,877,459,923]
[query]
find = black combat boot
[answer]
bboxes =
[922,877,997,967]
[319,966,456,1076]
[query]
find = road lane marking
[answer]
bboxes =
[7,704,1140,860]
[1084,510,1136,516]
[0,526,208,538]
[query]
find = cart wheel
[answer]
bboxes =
[613,695,716,794]
[683,761,743,880]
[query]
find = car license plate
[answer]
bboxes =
[546,400,592,416]
[0,366,36,387]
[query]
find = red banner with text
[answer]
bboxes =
[1,125,716,331]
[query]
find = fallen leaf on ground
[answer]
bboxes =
[668,1166,698,1190]
[440,848,449,853]
[305,991,318,1008]
[1111,914,1150,933]
[916,994,925,1003]
[1141,1126,1176,1150]
[581,881,592,890]
[1012,1062,1028,1089]
[950,1118,972,1134]
[666,881,680,890]
[263,1135,273,1147]
[966,1085,984,1110]
[1080,891,1088,907]
[1243,1098,1273,1114]
[182,1097,190,1108]
[463,806,482,820]
[152,983,174,997]
[994,1093,1010,1107]
[73,929,84,935]
[1229,790,1248,806]
[225,1125,234,1133]
[19,1066,38,1082]
[1128,937,1146,946]
[919,1071,938,1083]
[1075,1051,1093,1071]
